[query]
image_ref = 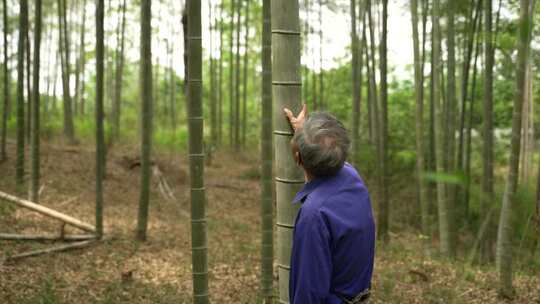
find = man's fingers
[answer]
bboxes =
[284,108,294,121]
[300,103,308,117]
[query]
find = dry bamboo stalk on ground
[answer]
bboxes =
[0,190,96,233]
[0,233,96,242]
[3,239,98,262]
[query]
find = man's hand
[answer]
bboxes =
[284,103,308,132]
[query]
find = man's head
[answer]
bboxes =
[292,112,350,178]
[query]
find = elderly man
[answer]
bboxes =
[284,105,375,304]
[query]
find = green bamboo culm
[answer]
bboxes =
[136,0,154,242]
[15,0,28,195]
[410,0,429,241]
[0,0,9,163]
[260,0,273,301]
[271,0,303,303]
[30,0,42,203]
[95,0,105,238]
[187,1,209,303]
[432,0,451,257]
[496,0,536,297]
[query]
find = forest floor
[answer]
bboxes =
[0,140,539,304]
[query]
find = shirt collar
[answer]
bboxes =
[292,177,326,204]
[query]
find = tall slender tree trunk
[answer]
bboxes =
[366,1,382,228]
[79,0,87,116]
[209,0,217,147]
[95,0,105,238]
[112,0,126,140]
[1,0,9,162]
[217,2,224,146]
[272,0,302,302]
[496,0,536,297]
[432,0,451,256]
[25,23,31,144]
[241,0,250,147]
[445,0,457,257]
[30,0,42,203]
[57,0,75,142]
[186,1,209,302]
[464,21,482,216]
[228,0,235,147]
[260,1,273,301]
[234,0,242,151]
[73,0,82,116]
[16,0,28,194]
[410,0,428,240]
[136,0,154,242]
[481,0,495,261]
[350,0,360,165]
[457,0,481,222]
[377,0,389,242]
[318,0,324,110]
[44,22,53,119]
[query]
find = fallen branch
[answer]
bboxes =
[0,233,96,242]
[4,239,98,263]
[0,190,96,233]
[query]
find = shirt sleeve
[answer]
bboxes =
[290,211,333,304]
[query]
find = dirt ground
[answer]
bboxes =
[0,141,539,304]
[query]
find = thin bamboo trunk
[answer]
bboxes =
[318,0,324,110]
[79,1,87,116]
[217,2,224,145]
[112,0,127,140]
[457,0,481,222]
[410,0,428,240]
[260,0,273,301]
[444,0,457,257]
[228,0,235,147]
[496,0,536,297]
[30,0,42,203]
[25,22,31,145]
[241,0,250,147]
[234,0,242,151]
[209,1,217,147]
[136,0,154,242]
[433,0,451,256]
[1,0,9,162]
[16,0,28,194]
[464,21,481,216]
[57,0,75,142]
[377,0,389,242]
[351,0,360,165]
[272,0,303,302]
[187,1,209,302]
[95,0,105,239]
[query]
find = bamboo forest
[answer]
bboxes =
[1,0,540,303]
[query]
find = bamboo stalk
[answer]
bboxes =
[0,233,96,242]
[272,0,303,303]
[0,191,96,233]
[4,239,98,262]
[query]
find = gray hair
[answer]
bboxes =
[292,112,350,177]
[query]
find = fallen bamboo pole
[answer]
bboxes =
[4,239,98,262]
[0,233,96,242]
[0,191,96,233]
